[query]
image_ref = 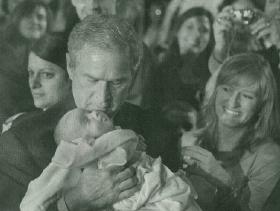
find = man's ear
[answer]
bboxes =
[66,53,74,80]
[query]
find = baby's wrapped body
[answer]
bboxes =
[20,109,201,211]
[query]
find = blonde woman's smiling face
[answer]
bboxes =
[215,76,259,129]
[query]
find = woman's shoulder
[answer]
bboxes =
[237,138,280,186]
[243,138,280,170]
[254,138,280,157]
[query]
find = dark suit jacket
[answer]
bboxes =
[0,39,35,128]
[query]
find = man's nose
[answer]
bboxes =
[30,74,41,89]
[228,92,240,108]
[96,81,111,106]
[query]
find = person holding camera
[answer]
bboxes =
[209,0,280,76]
[205,0,280,106]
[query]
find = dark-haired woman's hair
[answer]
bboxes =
[173,7,214,54]
[174,7,214,33]
[4,0,52,43]
[218,0,263,12]
[31,33,68,73]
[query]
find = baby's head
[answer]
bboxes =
[55,108,114,144]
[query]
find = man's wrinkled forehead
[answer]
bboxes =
[70,43,132,74]
[71,41,129,60]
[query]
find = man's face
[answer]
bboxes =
[67,45,132,117]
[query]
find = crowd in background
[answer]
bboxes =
[1,0,280,210]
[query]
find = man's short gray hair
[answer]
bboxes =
[68,14,142,75]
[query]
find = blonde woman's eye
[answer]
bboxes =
[243,94,254,100]
[222,86,230,92]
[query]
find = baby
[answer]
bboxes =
[20,108,201,211]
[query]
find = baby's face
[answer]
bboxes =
[83,110,114,139]
[55,109,114,144]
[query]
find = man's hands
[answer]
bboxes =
[64,166,139,211]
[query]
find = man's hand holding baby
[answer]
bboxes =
[64,165,139,211]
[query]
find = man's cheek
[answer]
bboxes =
[73,88,87,108]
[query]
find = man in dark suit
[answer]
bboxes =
[0,14,143,211]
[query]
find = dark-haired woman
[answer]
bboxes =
[0,33,73,211]
[28,35,71,111]
[146,7,214,172]
[2,33,72,131]
[157,7,214,110]
[0,0,52,127]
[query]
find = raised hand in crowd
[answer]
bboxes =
[212,6,234,65]
[158,0,183,48]
[250,11,280,50]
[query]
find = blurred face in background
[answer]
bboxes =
[71,0,116,20]
[7,0,23,13]
[19,6,48,40]
[28,52,70,110]
[177,15,211,55]
[116,0,144,26]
